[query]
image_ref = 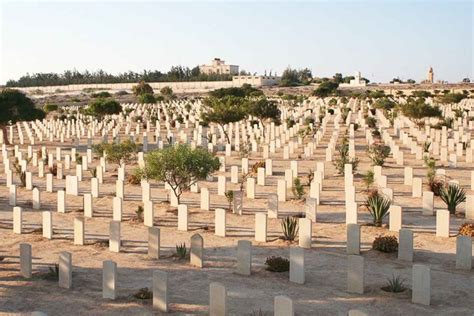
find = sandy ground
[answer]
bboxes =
[0,113,473,316]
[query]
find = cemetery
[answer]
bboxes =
[0,83,473,315]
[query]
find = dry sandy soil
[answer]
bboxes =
[0,112,473,316]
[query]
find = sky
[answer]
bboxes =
[0,0,473,85]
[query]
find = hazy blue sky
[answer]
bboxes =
[1,0,472,84]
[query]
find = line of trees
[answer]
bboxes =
[6,66,233,87]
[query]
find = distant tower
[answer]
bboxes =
[428,66,434,83]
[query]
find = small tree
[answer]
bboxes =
[200,96,247,143]
[246,98,281,133]
[0,89,45,144]
[92,140,138,165]
[84,99,122,119]
[140,144,220,204]
[312,81,339,98]
[368,144,391,166]
[43,104,59,113]
[399,98,442,127]
[132,81,153,96]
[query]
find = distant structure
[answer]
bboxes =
[427,66,434,83]
[199,58,239,75]
[339,71,367,87]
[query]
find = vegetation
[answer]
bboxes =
[265,256,290,272]
[246,98,281,127]
[292,178,305,200]
[373,98,396,111]
[437,92,466,104]
[201,96,248,143]
[280,216,299,241]
[135,206,144,222]
[209,84,263,98]
[43,103,59,113]
[138,93,156,104]
[368,144,391,166]
[372,235,398,253]
[312,81,339,98]
[83,98,122,118]
[225,190,234,211]
[133,287,153,300]
[175,243,187,259]
[399,98,442,127]
[381,275,406,293]
[6,66,233,87]
[139,144,220,204]
[366,193,391,226]
[439,183,466,214]
[333,136,359,175]
[132,81,154,96]
[279,67,312,86]
[0,89,46,143]
[92,140,138,165]
[424,155,444,196]
[363,170,375,193]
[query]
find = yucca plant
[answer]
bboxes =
[382,274,406,293]
[175,243,187,259]
[440,183,466,214]
[366,193,391,226]
[281,216,299,241]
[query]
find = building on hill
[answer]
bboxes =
[199,58,239,75]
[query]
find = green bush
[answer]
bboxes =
[366,193,391,226]
[440,183,466,214]
[43,104,58,113]
[91,91,111,98]
[138,93,156,104]
[281,216,299,241]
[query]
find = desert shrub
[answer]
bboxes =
[115,90,128,96]
[368,144,391,166]
[138,93,156,104]
[43,104,58,113]
[91,91,111,98]
[292,178,305,200]
[372,235,398,253]
[286,118,296,128]
[440,183,466,214]
[458,223,474,237]
[251,161,265,174]
[366,193,391,226]
[367,117,377,128]
[381,275,406,293]
[265,256,290,272]
[135,206,144,222]
[127,169,142,185]
[133,287,152,299]
[175,243,187,259]
[12,159,26,187]
[42,264,59,281]
[280,216,299,241]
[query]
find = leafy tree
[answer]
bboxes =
[0,89,45,144]
[140,144,220,204]
[312,81,339,98]
[200,96,247,143]
[333,73,343,84]
[92,140,138,165]
[399,98,442,127]
[246,98,281,129]
[84,98,122,118]
[132,81,154,96]
[279,67,312,86]
[138,93,156,104]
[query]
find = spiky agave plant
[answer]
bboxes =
[440,183,466,214]
[366,193,391,226]
[175,243,187,259]
[382,274,406,293]
[281,216,299,241]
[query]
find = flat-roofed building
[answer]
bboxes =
[199,58,239,75]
